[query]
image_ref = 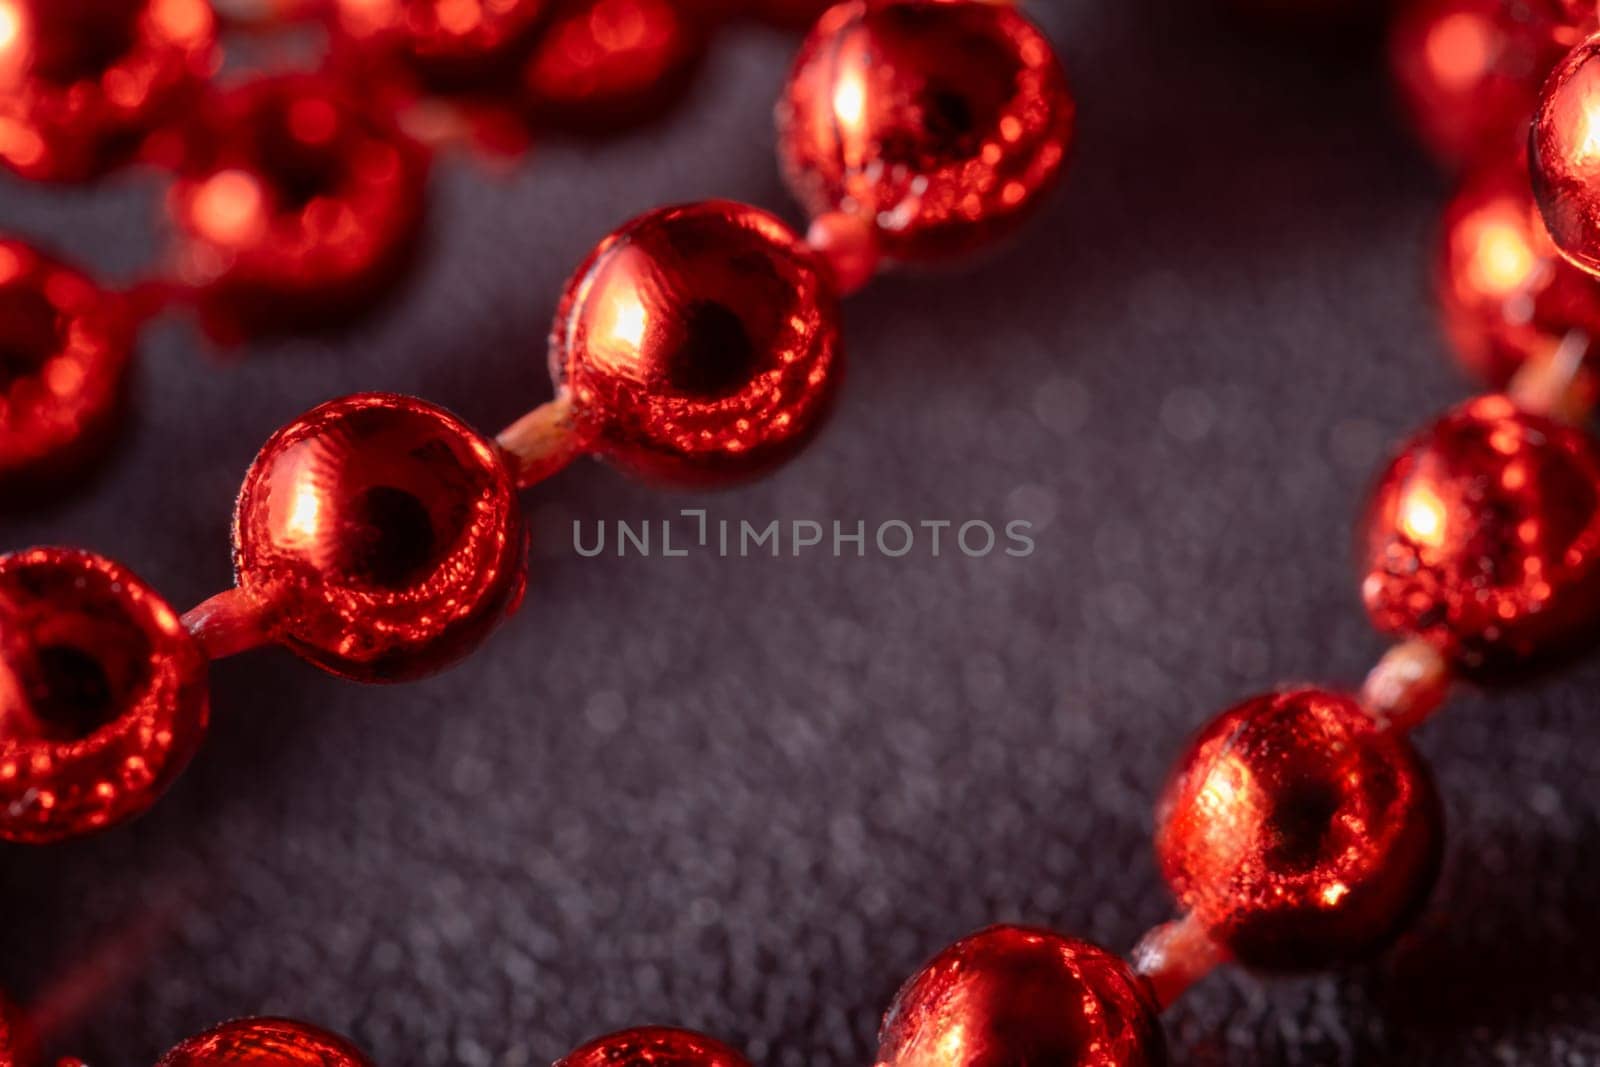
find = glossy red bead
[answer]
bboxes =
[1390,0,1578,168]
[165,72,430,344]
[1361,395,1600,669]
[521,0,707,133]
[1530,32,1600,277]
[233,393,526,683]
[556,1027,752,1067]
[0,239,134,493]
[1155,688,1443,971]
[331,0,547,87]
[877,925,1167,1067]
[1437,160,1600,394]
[776,0,1074,263]
[0,993,19,1067]
[0,0,219,182]
[157,1018,375,1067]
[0,547,209,843]
[551,200,842,487]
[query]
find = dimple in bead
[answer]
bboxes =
[0,238,135,493]
[233,393,527,683]
[0,0,219,182]
[556,1027,752,1067]
[157,1017,375,1067]
[165,71,429,344]
[1531,32,1600,277]
[1154,688,1443,971]
[550,200,842,487]
[1360,395,1600,670]
[0,547,209,843]
[877,925,1167,1067]
[777,0,1075,263]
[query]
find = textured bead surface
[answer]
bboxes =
[522,0,707,133]
[0,547,209,843]
[158,1017,375,1067]
[877,925,1167,1067]
[233,393,526,683]
[0,0,219,182]
[0,238,134,492]
[1361,395,1600,669]
[777,0,1074,262]
[166,72,429,343]
[1437,160,1600,394]
[1154,688,1444,971]
[1532,32,1600,276]
[556,1027,752,1067]
[0,992,18,1067]
[1390,0,1576,169]
[551,200,842,486]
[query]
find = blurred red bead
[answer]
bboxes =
[806,210,881,294]
[0,239,135,495]
[233,393,527,682]
[1437,160,1600,396]
[1531,31,1600,276]
[158,1017,375,1067]
[877,925,1167,1067]
[556,1027,751,1067]
[777,0,1074,263]
[681,0,832,29]
[1361,395,1600,669]
[0,0,219,182]
[165,72,430,344]
[551,200,842,486]
[330,0,548,88]
[0,547,209,843]
[1155,688,1443,971]
[522,0,707,133]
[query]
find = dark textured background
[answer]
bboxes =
[4,1,1600,1064]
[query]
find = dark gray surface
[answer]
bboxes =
[3,2,1600,1065]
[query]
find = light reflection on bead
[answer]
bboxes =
[1360,395,1600,670]
[777,0,1075,262]
[233,393,527,683]
[876,925,1167,1067]
[556,1027,752,1067]
[0,547,209,843]
[0,238,134,493]
[550,200,842,487]
[157,1017,376,1067]
[1532,31,1600,276]
[0,0,220,182]
[1154,688,1443,971]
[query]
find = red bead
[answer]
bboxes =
[551,200,842,486]
[331,0,548,87]
[165,72,430,344]
[1529,31,1600,277]
[0,239,134,492]
[877,925,1167,1067]
[806,211,882,295]
[0,547,209,843]
[1155,688,1443,971]
[556,1027,752,1067]
[0,0,219,182]
[1389,0,1576,169]
[157,1018,374,1067]
[0,994,18,1067]
[1360,395,1600,669]
[521,0,707,133]
[1437,160,1600,395]
[233,393,526,683]
[776,0,1075,263]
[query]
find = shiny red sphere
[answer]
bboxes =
[0,547,209,843]
[1361,395,1600,669]
[331,0,547,87]
[157,1018,375,1067]
[777,0,1074,263]
[556,1027,752,1067]
[1155,688,1443,971]
[877,925,1167,1067]
[0,239,134,492]
[233,393,526,683]
[0,0,219,182]
[1391,0,1578,168]
[165,72,430,344]
[1437,160,1600,394]
[522,0,707,133]
[1531,31,1600,276]
[0,993,20,1067]
[551,200,842,486]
